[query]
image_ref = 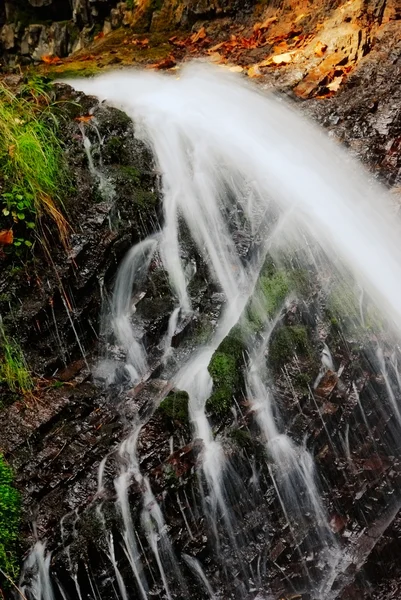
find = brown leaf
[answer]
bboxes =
[41,54,62,65]
[190,26,207,44]
[75,115,94,123]
[94,31,105,40]
[0,230,14,245]
[8,144,15,157]
[147,56,177,70]
[254,15,278,32]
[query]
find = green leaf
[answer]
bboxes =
[17,213,25,220]
[26,222,35,229]
[24,240,32,247]
[2,209,10,216]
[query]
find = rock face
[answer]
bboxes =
[1,2,401,599]
[0,0,256,64]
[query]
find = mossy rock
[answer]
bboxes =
[206,326,245,418]
[158,391,189,425]
[269,325,310,367]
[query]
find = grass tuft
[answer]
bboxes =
[0,79,70,253]
[0,322,33,396]
[0,454,21,584]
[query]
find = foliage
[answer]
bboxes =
[0,454,21,584]
[0,323,33,396]
[0,79,69,256]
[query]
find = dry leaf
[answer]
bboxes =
[272,52,293,65]
[41,54,62,65]
[190,26,207,44]
[75,115,94,123]
[229,65,243,73]
[326,75,343,92]
[8,144,15,157]
[0,230,14,245]
[247,65,262,78]
[147,56,177,70]
[315,41,328,57]
[254,16,278,32]
[94,31,105,40]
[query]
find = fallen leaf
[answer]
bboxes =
[8,144,15,157]
[41,54,62,65]
[75,115,94,123]
[272,52,293,65]
[254,15,278,32]
[326,75,344,92]
[207,41,226,53]
[191,26,207,44]
[147,56,177,70]
[229,65,243,73]
[0,230,14,245]
[247,64,262,78]
[315,41,328,57]
[94,31,105,40]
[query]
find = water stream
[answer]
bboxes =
[19,64,401,600]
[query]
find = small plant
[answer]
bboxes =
[1,186,36,256]
[0,454,21,584]
[0,323,33,396]
[0,78,70,256]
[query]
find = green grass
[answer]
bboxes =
[0,454,21,584]
[0,78,69,253]
[0,323,33,396]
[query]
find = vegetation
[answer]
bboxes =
[269,325,310,367]
[0,78,69,256]
[0,454,21,584]
[158,391,189,424]
[0,323,33,397]
[207,326,244,417]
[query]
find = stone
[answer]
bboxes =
[0,23,16,50]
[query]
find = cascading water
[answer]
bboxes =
[19,64,401,600]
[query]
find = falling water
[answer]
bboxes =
[19,64,401,600]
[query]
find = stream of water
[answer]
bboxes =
[19,64,401,600]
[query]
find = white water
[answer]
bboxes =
[20,64,401,600]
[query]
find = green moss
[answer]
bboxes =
[158,391,189,424]
[207,352,238,417]
[326,281,384,335]
[269,325,310,367]
[119,165,141,183]
[133,189,158,210]
[229,428,253,450]
[0,455,21,585]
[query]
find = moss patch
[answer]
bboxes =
[0,455,21,585]
[206,326,244,418]
[158,391,189,425]
[269,325,310,367]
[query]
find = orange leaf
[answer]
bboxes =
[0,230,14,245]
[41,55,62,65]
[94,31,105,40]
[75,115,94,123]
[190,26,207,44]
[147,56,176,70]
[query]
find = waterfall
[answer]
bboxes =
[19,64,401,600]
